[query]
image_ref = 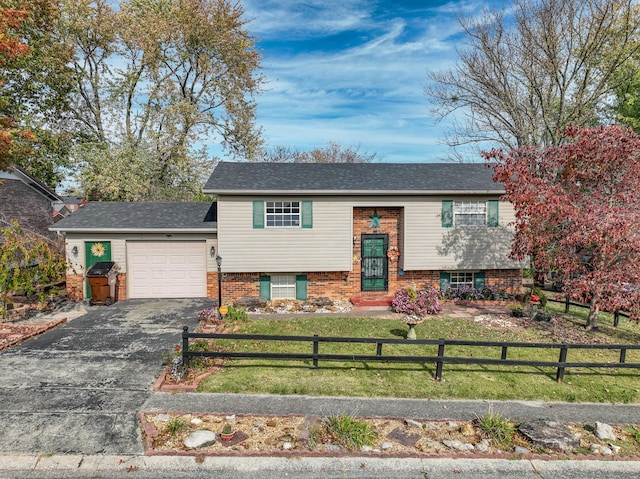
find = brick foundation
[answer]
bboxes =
[66,273,84,301]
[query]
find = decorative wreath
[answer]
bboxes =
[91,242,106,258]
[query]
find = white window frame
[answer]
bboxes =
[450,272,474,289]
[266,201,301,228]
[454,201,486,226]
[271,274,297,299]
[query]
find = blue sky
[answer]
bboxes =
[234,0,501,163]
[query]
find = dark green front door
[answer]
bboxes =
[361,235,388,292]
[85,241,112,297]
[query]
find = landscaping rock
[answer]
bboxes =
[324,444,342,452]
[154,414,171,422]
[405,419,422,429]
[426,441,446,452]
[443,439,473,451]
[474,439,490,452]
[590,444,613,455]
[381,442,393,450]
[309,297,334,307]
[233,295,268,310]
[514,446,529,454]
[388,428,421,447]
[184,430,217,449]
[594,422,616,440]
[518,420,580,452]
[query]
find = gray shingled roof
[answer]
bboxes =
[50,202,217,232]
[203,162,503,194]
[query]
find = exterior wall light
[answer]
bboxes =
[72,246,79,257]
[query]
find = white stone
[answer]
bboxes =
[282,442,293,450]
[183,430,217,449]
[405,419,422,428]
[611,444,622,454]
[154,414,171,422]
[361,445,374,452]
[225,414,236,421]
[514,446,529,454]
[594,422,616,441]
[190,418,203,426]
[474,439,490,452]
[443,440,468,451]
[381,442,393,450]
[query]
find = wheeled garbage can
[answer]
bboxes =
[86,261,119,305]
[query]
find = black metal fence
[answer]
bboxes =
[181,327,640,383]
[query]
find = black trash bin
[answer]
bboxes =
[86,261,119,306]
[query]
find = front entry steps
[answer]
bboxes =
[349,295,394,307]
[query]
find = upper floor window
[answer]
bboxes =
[442,200,499,228]
[253,200,313,229]
[454,201,486,226]
[266,201,300,227]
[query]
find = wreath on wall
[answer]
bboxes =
[91,243,106,258]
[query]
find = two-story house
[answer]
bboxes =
[202,162,526,304]
[51,162,526,304]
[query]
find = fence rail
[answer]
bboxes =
[181,327,640,383]
[546,296,632,327]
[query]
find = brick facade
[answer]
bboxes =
[214,207,522,305]
[0,179,58,244]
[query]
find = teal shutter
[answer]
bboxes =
[301,200,313,228]
[253,201,264,229]
[487,200,499,227]
[439,272,450,291]
[442,200,453,227]
[474,271,486,289]
[295,274,308,300]
[259,275,270,300]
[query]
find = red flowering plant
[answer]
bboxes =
[392,287,442,317]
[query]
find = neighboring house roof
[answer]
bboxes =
[50,202,217,233]
[203,162,504,195]
[0,166,64,203]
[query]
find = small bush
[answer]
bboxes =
[165,417,188,435]
[392,287,442,316]
[325,415,377,450]
[224,305,249,322]
[477,411,516,448]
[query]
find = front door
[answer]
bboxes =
[361,234,388,292]
[85,241,112,297]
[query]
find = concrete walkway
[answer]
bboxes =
[2,300,640,478]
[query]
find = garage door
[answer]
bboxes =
[127,241,206,298]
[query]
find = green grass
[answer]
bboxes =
[198,311,640,403]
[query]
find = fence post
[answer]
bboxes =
[435,339,445,381]
[614,311,620,328]
[501,346,508,361]
[556,344,568,383]
[565,296,570,314]
[312,334,319,368]
[376,342,383,357]
[182,326,190,368]
[620,348,627,364]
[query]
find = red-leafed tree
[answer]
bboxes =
[0,4,33,170]
[486,124,640,330]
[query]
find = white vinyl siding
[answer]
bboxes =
[218,196,352,272]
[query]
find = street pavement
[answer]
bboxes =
[1,299,640,478]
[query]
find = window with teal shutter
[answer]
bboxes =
[474,271,486,289]
[259,275,270,300]
[441,200,453,227]
[487,200,499,227]
[440,272,450,290]
[296,275,308,300]
[253,201,264,228]
[301,201,313,228]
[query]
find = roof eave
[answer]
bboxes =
[49,227,217,234]
[203,189,505,196]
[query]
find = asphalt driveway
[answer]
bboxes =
[0,298,208,455]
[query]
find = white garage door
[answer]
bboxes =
[127,241,206,298]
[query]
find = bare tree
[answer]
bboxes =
[261,142,378,163]
[426,0,640,158]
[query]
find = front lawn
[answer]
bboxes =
[197,308,640,403]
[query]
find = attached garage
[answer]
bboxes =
[127,241,207,298]
[50,202,218,302]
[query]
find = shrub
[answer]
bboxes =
[224,305,249,322]
[392,287,442,316]
[477,411,516,449]
[325,415,377,450]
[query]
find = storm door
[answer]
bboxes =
[361,234,388,292]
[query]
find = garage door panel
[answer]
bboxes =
[127,242,206,298]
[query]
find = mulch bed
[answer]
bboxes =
[0,318,67,350]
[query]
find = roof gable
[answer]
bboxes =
[203,162,503,195]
